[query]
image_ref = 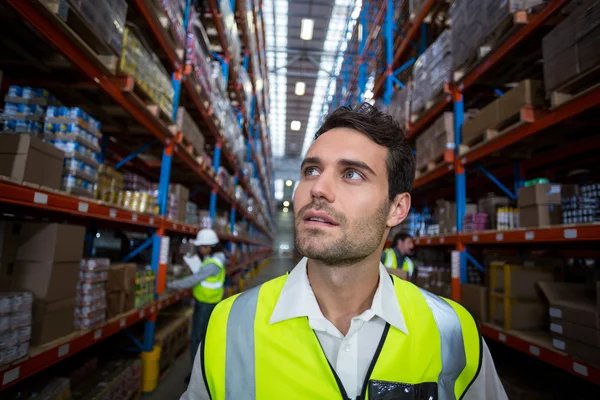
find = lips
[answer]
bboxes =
[303,210,339,226]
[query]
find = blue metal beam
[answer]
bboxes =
[383,0,394,105]
[189,184,206,200]
[466,250,485,272]
[115,139,158,170]
[391,76,405,89]
[514,161,524,196]
[393,58,415,77]
[476,163,517,200]
[122,236,153,263]
[124,328,145,351]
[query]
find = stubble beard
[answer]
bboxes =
[294,200,389,267]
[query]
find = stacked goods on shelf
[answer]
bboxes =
[0,292,32,366]
[158,0,189,50]
[71,359,141,399]
[538,281,600,366]
[153,183,190,223]
[542,0,600,98]
[75,258,110,330]
[3,222,85,345]
[106,263,136,318]
[461,284,488,322]
[186,201,199,226]
[217,0,241,83]
[462,212,488,233]
[562,183,600,224]
[411,30,452,119]
[176,107,206,157]
[386,86,410,128]
[450,0,545,75]
[489,260,554,331]
[67,0,127,55]
[435,199,477,235]
[517,181,569,228]
[44,105,103,197]
[415,266,452,298]
[462,80,544,147]
[409,0,430,20]
[119,27,174,119]
[496,207,520,231]
[187,10,214,98]
[1,86,50,135]
[199,210,212,229]
[237,67,254,124]
[415,112,454,171]
[121,172,158,215]
[217,167,235,196]
[478,194,511,230]
[135,268,155,308]
[96,164,125,204]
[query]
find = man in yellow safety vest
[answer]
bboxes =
[381,232,415,279]
[167,228,225,383]
[182,104,506,399]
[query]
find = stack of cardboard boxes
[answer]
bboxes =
[539,282,600,366]
[75,258,110,330]
[106,263,136,319]
[415,112,454,171]
[543,0,600,95]
[518,183,570,227]
[489,261,554,331]
[1,222,85,345]
[415,266,452,298]
[434,199,477,235]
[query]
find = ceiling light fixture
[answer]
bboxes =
[291,120,301,131]
[285,179,293,187]
[295,81,306,96]
[283,207,289,213]
[283,201,290,207]
[300,18,314,40]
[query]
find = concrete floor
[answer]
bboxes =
[144,255,296,399]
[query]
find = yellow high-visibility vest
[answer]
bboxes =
[202,274,481,399]
[192,256,225,304]
[383,248,415,276]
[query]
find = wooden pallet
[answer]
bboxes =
[460,105,541,155]
[453,10,533,82]
[410,89,445,124]
[550,66,600,108]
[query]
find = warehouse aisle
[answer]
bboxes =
[144,254,295,399]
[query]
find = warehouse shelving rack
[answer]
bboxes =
[332,0,600,386]
[0,0,274,389]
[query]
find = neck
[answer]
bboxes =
[306,253,380,335]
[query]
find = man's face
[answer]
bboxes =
[397,238,415,256]
[293,128,394,265]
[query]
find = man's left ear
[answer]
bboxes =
[387,192,411,227]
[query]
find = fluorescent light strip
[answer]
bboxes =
[265,0,288,158]
[300,18,314,40]
[301,0,362,157]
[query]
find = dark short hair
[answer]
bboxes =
[314,103,415,200]
[392,232,413,247]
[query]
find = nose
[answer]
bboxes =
[309,170,335,203]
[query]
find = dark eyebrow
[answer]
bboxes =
[339,159,377,176]
[300,156,321,171]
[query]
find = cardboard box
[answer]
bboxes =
[491,297,547,330]
[107,263,137,293]
[492,266,553,299]
[497,80,545,124]
[478,194,511,229]
[552,334,600,366]
[518,183,563,207]
[461,284,488,322]
[538,282,600,329]
[0,134,64,189]
[550,319,600,348]
[462,101,500,145]
[31,297,75,345]
[15,223,85,262]
[10,261,80,302]
[519,205,562,228]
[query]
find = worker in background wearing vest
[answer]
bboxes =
[381,232,415,280]
[182,104,507,399]
[167,228,226,383]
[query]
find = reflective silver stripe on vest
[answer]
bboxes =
[201,280,223,289]
[419,289,467,400]
[225,285,260,400]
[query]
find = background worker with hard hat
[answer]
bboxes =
[167,228,226,379]
[381,232,416,279]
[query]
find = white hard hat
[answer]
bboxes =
[190,229,219,246]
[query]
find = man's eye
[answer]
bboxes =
[344,170,363,180]
[305,167,320,176]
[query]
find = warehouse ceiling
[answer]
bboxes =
[263,0,362,197]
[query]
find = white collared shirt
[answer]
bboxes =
[182,258,507,400]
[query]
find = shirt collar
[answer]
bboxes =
[269,257,408,335]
